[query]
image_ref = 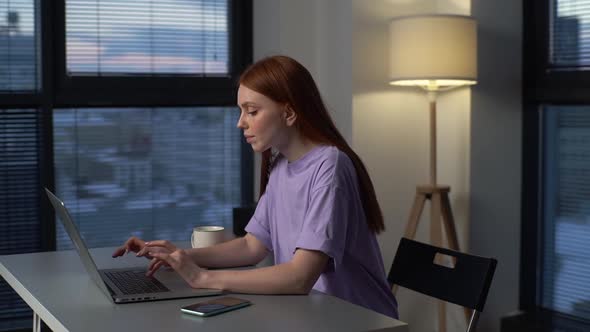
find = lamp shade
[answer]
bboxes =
[389,15,477,89]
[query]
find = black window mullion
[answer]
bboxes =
[0,94,43,108]
[53,77,239,107]
[40,0,57,252]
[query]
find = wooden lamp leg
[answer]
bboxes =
[431,191,446,332]
[393,190,428,295]
[440,192,472,323]
[395,185,468,332]
[404,191,427,239]
[395,92,467,331]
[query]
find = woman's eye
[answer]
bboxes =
[248,110,258,116]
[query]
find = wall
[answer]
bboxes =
[353,1,472,331]
[470,0,523,331]
[252,0,521,331]
[252,0,352,199]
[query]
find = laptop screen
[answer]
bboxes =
[45,188,113,301]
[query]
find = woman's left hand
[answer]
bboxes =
[148,248,205,288]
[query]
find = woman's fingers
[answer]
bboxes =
[146,260,166,277]
[111,246,126,257]
[148,250,201,288]
[135,244,150,257]
[137,240,177,258]
[148,257,158,271]
[147,256,167,271]
[114,238,177,258]
[148,251,168,260]
[137,243,169,257]
[148,251,172,268]
[145,240,177,252]
[149,250,185,269]
[112,237,144,257]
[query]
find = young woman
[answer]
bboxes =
[112,55,398,319]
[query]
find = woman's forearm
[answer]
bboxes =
[191,249,329,295]
[195,263,311,295]
[185,235,267,268]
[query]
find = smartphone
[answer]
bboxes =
[181,296,252,317]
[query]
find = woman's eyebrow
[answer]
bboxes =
[238,101,258,108]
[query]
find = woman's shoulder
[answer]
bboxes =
[310,146,356,189]
[319,145,354,169]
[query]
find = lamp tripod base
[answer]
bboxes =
[405,185,459,248]
[394,185,471,332]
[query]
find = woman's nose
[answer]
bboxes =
[236,114,246,129]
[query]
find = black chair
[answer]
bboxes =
[388,237,497,332]
[232,205,256,237]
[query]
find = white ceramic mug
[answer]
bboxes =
[191,226,225,248]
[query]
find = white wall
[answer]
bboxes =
[470,0,522,331]
[252,0,352,140]
[252,0,352,199]
[253,0,521,331]
[353,1,472,331]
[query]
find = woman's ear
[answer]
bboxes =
[284,105,297,127]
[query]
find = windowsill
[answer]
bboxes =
[501,308,590,332]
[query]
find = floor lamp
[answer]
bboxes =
[388,15,477,332]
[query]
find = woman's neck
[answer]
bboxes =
[277,131,319,162]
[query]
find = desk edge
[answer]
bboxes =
[0,260,68,332]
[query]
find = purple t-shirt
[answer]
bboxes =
[245,145,398,318]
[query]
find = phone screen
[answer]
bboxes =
[181,297,251,317]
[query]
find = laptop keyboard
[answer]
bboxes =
[104,270,170,295]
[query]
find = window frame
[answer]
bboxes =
[0,0,253,250]
[51,0,252,107]
[3,1,252,329]
[522,0,590,326]
[524,0,590,104]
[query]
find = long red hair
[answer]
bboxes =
[239,55,385,234]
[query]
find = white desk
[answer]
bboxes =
[0,247,408,332]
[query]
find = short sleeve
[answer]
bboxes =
[245,192,273,251]
[294,185,349,269]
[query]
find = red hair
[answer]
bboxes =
[239,55,385,233]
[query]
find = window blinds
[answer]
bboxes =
[65,0,229,75]
[551,0,590,68]
[53,107,241,250]
[542,106,590,321]
[0,0,37,91]
[0,109,43,329]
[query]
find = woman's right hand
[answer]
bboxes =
[112,236,147,258]
[112,237,175,276]
[138,241,178,276]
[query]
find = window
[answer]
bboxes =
[0,1,43,329]
[53,107,241,250]
[523,0,590,327]
[0,0,252,330]
[0,109,44,331]
[0,0,37,91]
[550,0,590,68]
[65,0,229,75]
[541,106,590,320]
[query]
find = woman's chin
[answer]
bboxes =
[250,143,264,153]
[249,141,271,153]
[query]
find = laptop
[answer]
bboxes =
[44,188,222,303]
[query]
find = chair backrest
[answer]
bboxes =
[232,205,256,237]
[388,237,497,312]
